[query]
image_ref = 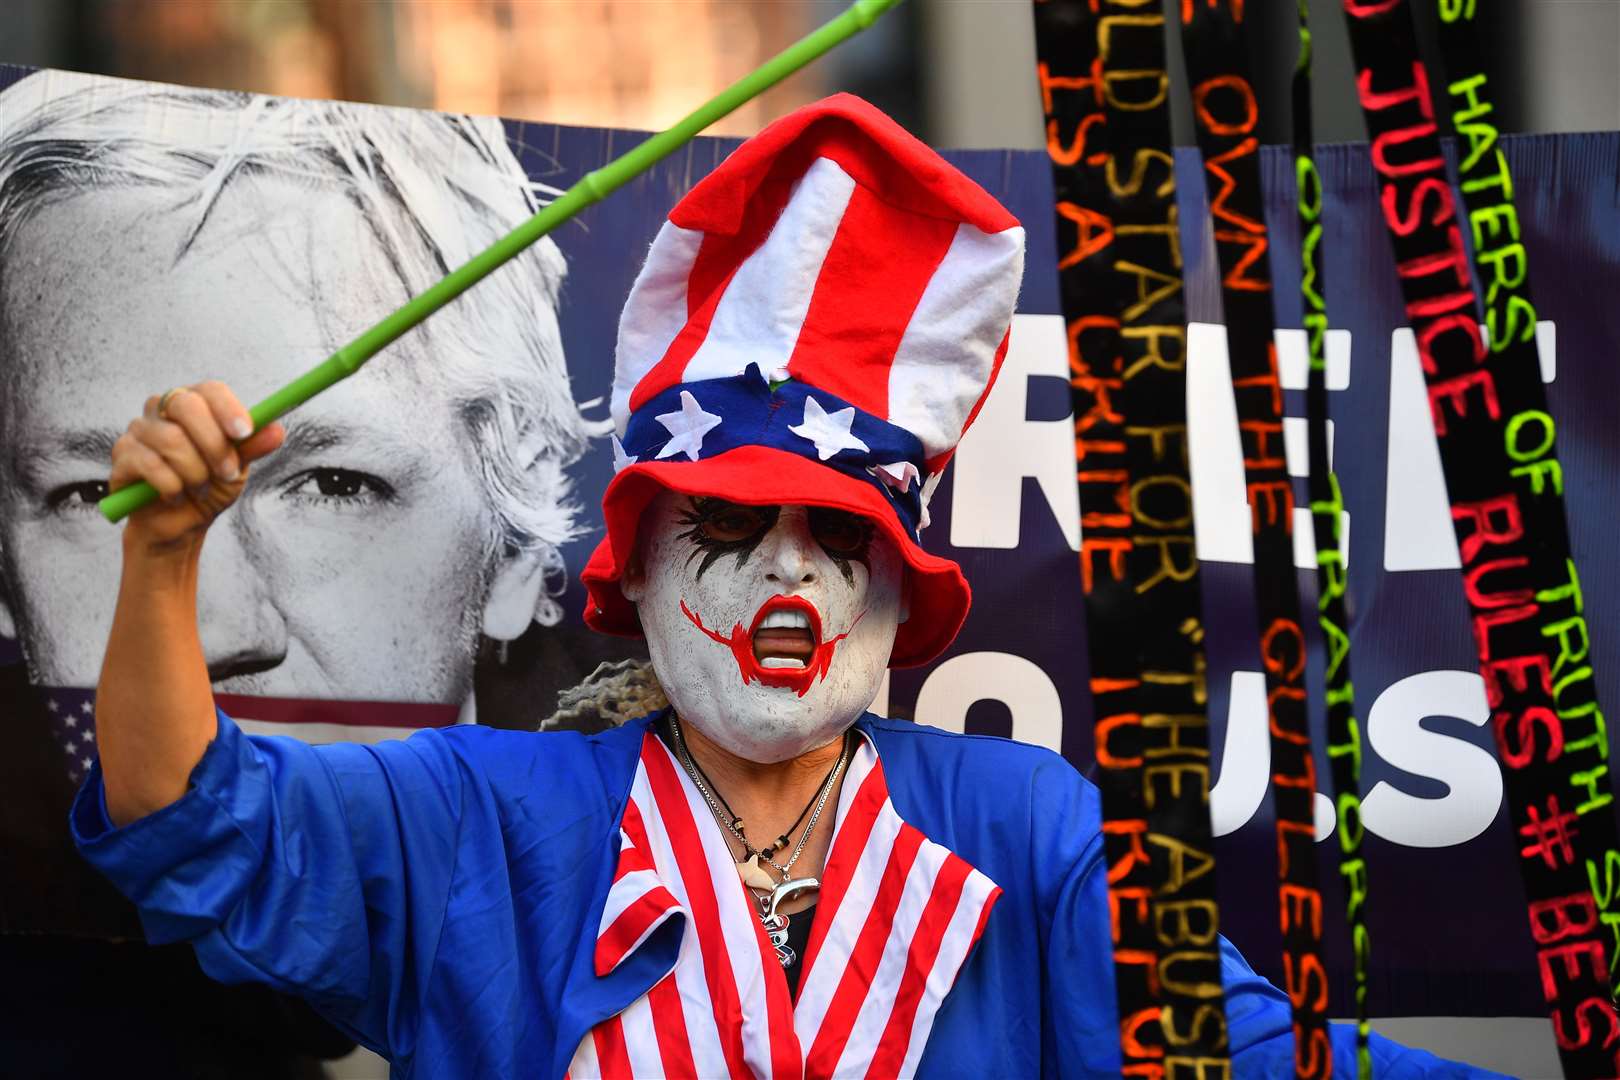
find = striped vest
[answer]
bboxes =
[569,729,1002,1079]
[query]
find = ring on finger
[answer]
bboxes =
[157,386,190,420]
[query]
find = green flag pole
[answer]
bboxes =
[100,0,903,523]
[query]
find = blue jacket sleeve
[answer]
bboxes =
[1035,759,1509,1078]
[70,709,470,1057]
[1215,935,1510,1077]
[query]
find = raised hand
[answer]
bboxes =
[109,381,285,549]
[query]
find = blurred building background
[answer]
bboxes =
[3,0,1616,151]
[6,0,927,136]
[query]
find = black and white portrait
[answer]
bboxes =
[0,70,643,732]
[0,68,654,935]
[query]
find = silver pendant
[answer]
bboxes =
[759,877,819,968]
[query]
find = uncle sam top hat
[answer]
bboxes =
[582,93,1025,667]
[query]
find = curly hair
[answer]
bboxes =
[541,659,670,735]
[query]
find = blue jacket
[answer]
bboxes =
[72,710,1499,1079]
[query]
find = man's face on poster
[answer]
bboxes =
[0,177,553,701]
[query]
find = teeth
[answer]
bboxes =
[760,657,807,669]
[759,609,812,631]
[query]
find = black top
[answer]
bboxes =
[784,901,816,1000]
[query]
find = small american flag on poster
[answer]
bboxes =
[42,688,461,783]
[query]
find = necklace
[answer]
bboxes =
[668,713,848,883]
[682,732,826,871]
[667,713,850,967]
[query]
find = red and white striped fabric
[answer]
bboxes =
[607,94,1024,476]
[568,729,1002,1080]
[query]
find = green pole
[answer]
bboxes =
[100,0,903,523]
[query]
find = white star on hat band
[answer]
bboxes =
[653,391,723,461]
[615,368,929,538]
[789,395,871,461]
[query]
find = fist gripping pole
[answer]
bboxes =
[99,0,903,523]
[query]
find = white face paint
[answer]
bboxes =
[623,490,906,763]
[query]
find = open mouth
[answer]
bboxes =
[680,595,862,697]
[750,596,821,670]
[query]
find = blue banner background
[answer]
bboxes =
[527,123,1620,1015]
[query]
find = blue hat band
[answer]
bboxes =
[620,365,927,537]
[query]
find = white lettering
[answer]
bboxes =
[1210,670,1335,841]
[950,313,1079,551]
[913,651,1064,752]
[1186,323,1350,569]
[1383,322,1555,571]
[1360,670,1503,847]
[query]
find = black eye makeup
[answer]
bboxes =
[809,506,874,586]
[676,497,780,580]
[674,499,876,584]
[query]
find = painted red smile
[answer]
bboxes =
[680,595,864,697]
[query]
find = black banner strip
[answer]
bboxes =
[1291,3,1372,1076]
[1033,0,1231,1071]
[1338,2,1620,1075]
[1175,3,1333,1076]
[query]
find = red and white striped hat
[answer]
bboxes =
[582,94,1025,667]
